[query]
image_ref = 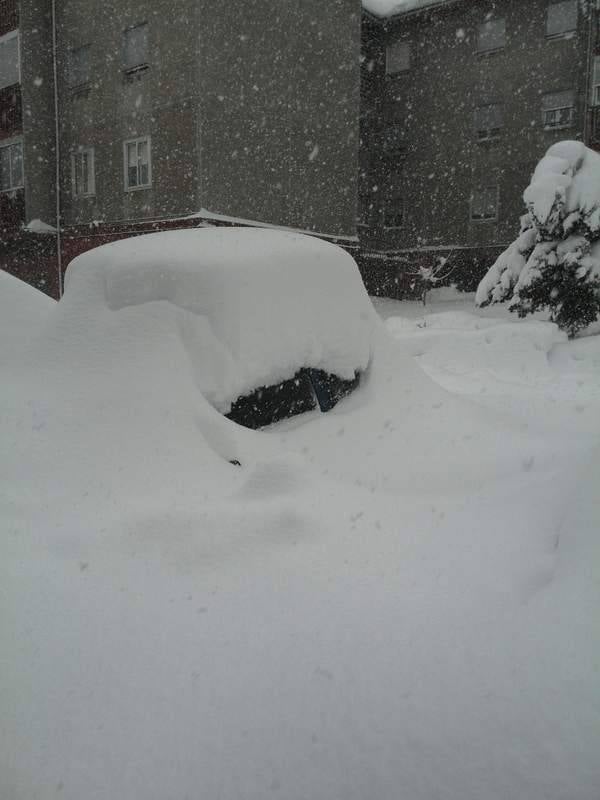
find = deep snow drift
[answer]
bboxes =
[63,228,376,412]
[0,268,55,361]
[2,240,600,800]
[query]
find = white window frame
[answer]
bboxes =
[0,137,24,193]
[592,56,600,106]
[546,0,578,39]
[0,30,20,91]
[71,146,96,198]
[123,136,152,191]
[543,105,575,129]
[542,92,575,129]
[470,185,499,222]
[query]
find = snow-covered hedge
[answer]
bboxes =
[476,141,600,337]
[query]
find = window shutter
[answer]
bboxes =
[472,186,498,219]
[474,103,503,137]
[477,19,506,52]
[386,41,410,74]
[69,45,91,88]
[542,90,574,110]
[123,24,148,71]
[546,1,578,37]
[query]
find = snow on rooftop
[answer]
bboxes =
[24,218,57,234]
[362,0,452,18]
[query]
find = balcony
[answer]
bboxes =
[0,0,18,37]
[0,83,21,139]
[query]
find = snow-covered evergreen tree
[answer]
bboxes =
[476,141,600,337]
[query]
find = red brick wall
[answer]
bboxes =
[0,187,24,232]
[0,232,59,297]
[7,215,362,300]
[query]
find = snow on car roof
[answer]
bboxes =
[63,227,377,413]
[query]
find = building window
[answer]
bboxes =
[382,123,407,157]
[0,139,23,192]
[357,193,374,228]
[474,102,503,140]
[68,44,91,90]
[124,136,151,190]
[592,56,600,106]
[546,1,578,38]
[384,200,404,229]
[477,18,506,53]
[123,23,148,72]
[542,90,575,129]
[383,166,404,229]
[71,147,95,197]
[471,185,498,221]
[385,40,411,74]
[0,30,19,90]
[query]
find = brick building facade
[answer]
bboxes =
[3,0,600,300]
[358,0,600,295]
[1,0,361,298]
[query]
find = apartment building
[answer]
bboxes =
[1,0,70,293]
[5,0,598,302]
[0,0,26,265]
[359,0,600,295]
[1,0,361,297]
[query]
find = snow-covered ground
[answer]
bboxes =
[2,258,600,800]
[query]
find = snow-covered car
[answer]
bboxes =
[61,227,377,428]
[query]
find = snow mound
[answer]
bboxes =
[0,270,55,364]
[389,314,566,394]
[63,228,377,412]
[3,272,600,799]
[24,218,57,234]
[523,141,600,234]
